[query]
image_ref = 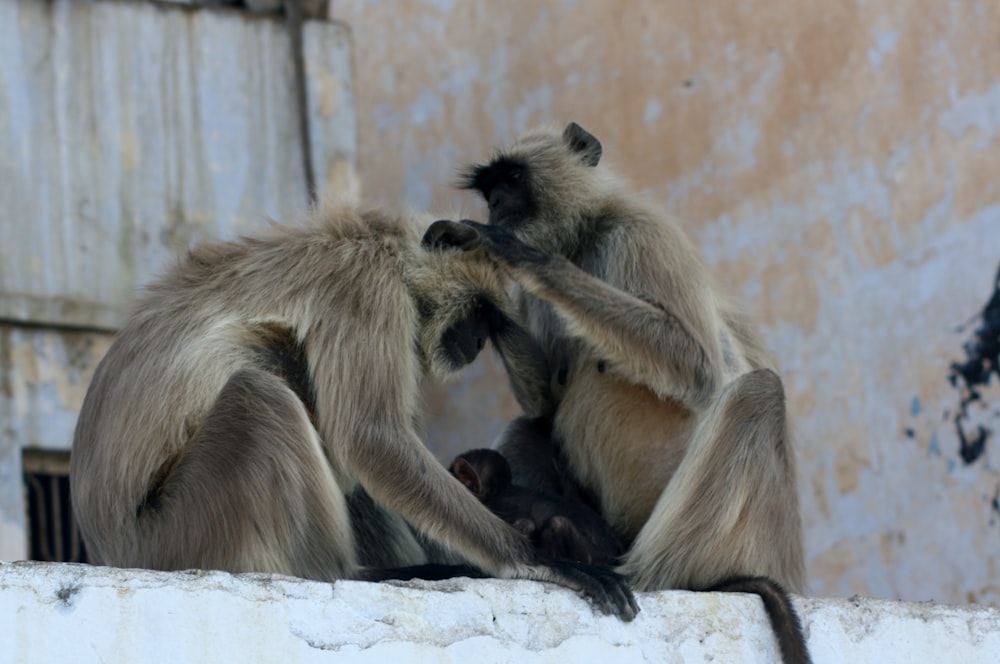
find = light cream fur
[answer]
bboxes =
[72,205,524,579]
[469,125,805,593]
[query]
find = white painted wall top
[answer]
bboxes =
[2,562,999,663]
[0,0,357,329]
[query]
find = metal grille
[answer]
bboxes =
[22,449,89,563]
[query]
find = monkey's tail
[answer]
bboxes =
[707,575,812,664]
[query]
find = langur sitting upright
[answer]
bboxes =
[435,123,812,662]
[69,205,637,621]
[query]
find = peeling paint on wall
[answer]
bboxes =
[949,262,1000,464]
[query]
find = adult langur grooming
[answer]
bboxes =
[70,205,637,621]
[448,123,809,661]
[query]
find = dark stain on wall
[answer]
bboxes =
[948,262,1000,464]
[991,485,1000,526]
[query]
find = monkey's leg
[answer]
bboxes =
[346,487,428,569]
[344,488,488,580]
[620,368,805,593]
[138,369,356,581]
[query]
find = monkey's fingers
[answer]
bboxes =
[545,561,639,621]
[590,564,641,619]
[459,220,550,267]
[422,219,482,251]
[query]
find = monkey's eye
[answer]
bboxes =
[416,297,435,320]
[506,169,522,182]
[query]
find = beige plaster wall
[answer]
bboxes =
[331,0,1000,605]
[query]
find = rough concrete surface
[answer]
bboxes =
[2,561,999,663]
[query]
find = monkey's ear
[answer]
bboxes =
[450,457,484,496]
[422,219,482,251]
[562,122,602,167]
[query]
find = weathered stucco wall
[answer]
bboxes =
[0,0,357,329]
[5,561,1000,663]
[331,0,1000,605]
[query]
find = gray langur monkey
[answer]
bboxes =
[445,123,810,662]
[69,205,638,621]
[449,448,624,566]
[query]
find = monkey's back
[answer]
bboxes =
[70,208,421,563]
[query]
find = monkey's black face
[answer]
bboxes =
[461,123,602,237]
[440,296,492,370]
[460,156,536,228]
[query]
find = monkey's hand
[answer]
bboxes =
[527,556,639,621]
[422,219,482,251]
[460,220,550,267]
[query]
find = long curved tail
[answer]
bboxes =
[707,575,811,664]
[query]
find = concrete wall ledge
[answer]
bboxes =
[2,561,998,662]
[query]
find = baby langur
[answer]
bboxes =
[449,449,624,566]
[446,452,807,664]
[446,122,810,662]
[69,206,637,621]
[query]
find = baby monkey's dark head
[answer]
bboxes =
[448,448,513,502]
[460,122,609,255]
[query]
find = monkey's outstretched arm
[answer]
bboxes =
[310,279,637,621]
[347,425,637,620]
[461,220,718,409]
